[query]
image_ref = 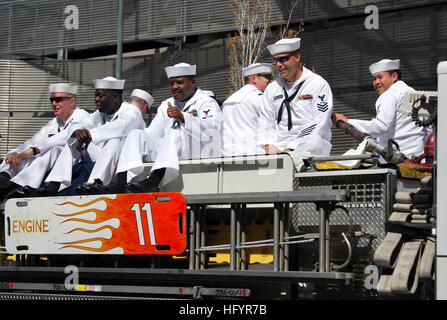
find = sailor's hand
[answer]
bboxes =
[167,102,184,123]
[331,113,348,125]
[264,144,282,155]
[12,148,35,165]
[72,129,92,152]
[5,152,20,165]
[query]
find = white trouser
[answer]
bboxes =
[116,128,185,187]
[6,146,63,188]
[288,135,332,156]
[44,139,119,191]
[87,138,124,185]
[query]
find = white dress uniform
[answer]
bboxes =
[0,107,89,188]
[0,82,89,189]
[257,66,333,155]
[348,59,429,159]
[348,80,427,159]
[116,87,222,187]
[222,63,272,157]
[45,101,145,190]
[223,84,265,156]
[44,77,146,191]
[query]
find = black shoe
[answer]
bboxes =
[28,185,57,197]
[76,179,103,195]
[77,182,125,195]
[0,174,11,189]
[6,185,56,198]
[75,183,90,195]
[125,181,159,193]
[5,187,28,199]
[0,174,20,199]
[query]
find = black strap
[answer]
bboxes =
[277,80,305,131]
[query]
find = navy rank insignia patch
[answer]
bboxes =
[202,109,213,119]
[317,94,328,112]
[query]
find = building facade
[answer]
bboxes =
[0,0,445,156]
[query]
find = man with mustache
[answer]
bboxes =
[332,59,430,160]
[222,62,273,157]
[258,38,333,156]
[102,62,222,193]
[15,76,146,196]
[0,83,89,200]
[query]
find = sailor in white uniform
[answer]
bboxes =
[222,62,273,157]
[76,88,154,194]
[332,59,429,160]
[258,38,333,156]
[0,83,89,199]
[106,62,223,193]
[18,76,146,196]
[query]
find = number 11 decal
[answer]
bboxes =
[131,203,156,246]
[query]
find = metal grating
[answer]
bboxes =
[291,171,393,251]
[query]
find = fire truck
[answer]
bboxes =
[0,62,444,301]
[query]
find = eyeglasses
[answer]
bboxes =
[50,96,72,103]
[258,73,273,80]
[272,53,295,65]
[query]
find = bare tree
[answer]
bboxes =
[277,0,302,39]
[226,0,272,94]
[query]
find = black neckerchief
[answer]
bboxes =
[277,80,305,131]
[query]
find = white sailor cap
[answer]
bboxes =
[267,38,301,56]
[93,76,125,90]
[165,62,197,78]
[369,59,400,75]
[49,83,77,95]
[130,89,154,107]
[242,63,273,77]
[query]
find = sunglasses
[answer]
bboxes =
[258,73,273,80]
[50,96,72,103]
[272,53,295,65]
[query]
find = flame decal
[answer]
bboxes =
[54,196,124,253]
[49,193,186,255]
[65,225,115,234]
[58,238,112,252]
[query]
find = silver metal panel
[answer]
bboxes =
[291,169,395,250]
[437,257,447,300]
[437,61,447,256]
[437,61,447,300]
[137,154,295,195]
[221,154,295,193]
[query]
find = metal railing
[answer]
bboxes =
[185,190,350,273]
